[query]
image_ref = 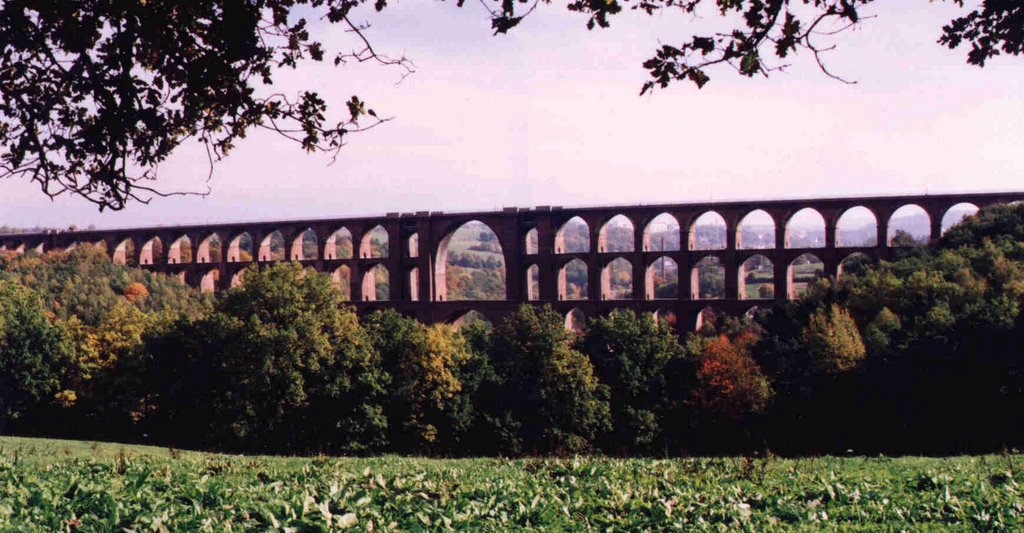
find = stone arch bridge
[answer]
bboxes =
[2,192,1019,332]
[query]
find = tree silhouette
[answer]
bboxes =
[0,1,1018,209]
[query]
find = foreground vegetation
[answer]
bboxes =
[1,436,1022,531]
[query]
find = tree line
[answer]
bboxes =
[2,204,1024,455]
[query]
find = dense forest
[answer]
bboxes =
[0,204,1021,456]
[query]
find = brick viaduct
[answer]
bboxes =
[1,191,1020,331]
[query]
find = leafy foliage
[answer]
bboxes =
[582,310,684,452]
[0,245,209,325]
[802,304,866,375]
[364,310,473,453]
[940,2,1024,66]
[0,0,392,209]
[0,280,73,429]
[5,203,1024,456]
[146,263,388,454]
[5,436,1024,530]
[2,2,1018,208]
[489,305,611,454]
[693,332,772,421]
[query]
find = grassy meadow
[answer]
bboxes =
[0,436,1021,531]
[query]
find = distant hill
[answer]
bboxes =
[0,225,62,235]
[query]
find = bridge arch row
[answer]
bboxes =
[0,193,1017,329]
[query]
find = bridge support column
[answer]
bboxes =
[673,252,687,301]
[499,216,523,303]
[588,253,601,302]
[928,211,943,242]
[723,252,739,300]
[774,252,788,302]
[535,215,558,302]
[632,225,646,300]
[385,218,403,303]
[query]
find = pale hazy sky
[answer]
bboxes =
[3,1,1022,229]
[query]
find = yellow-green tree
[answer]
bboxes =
[365,310,472,453]
[0,280,74,430]
[802,304,866,375]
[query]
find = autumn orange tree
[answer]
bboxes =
[692,331,773,422]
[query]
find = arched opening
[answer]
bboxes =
[600,257,633,300]
[645,256,678,299]
[554,216,590,254]
[230,270,245,289]
[739,254,775,300]
[525,264,540,301]
[227,232,253,263]
[695,307,717,332]
[654,306,678,329]
[837,252,872,280]
[888,204,930,246]
[194,234,220,263]
[407,267,420,301]
[258,231,285,262]
[744,306,760,320]
[836,206,877,247]
[688,211,726,251]
[565,308,587,333]
[290,228,318,261]
[174,271,187,285]
[434,220,506,301]
[112,239,135,266]
[524,228,539,255]
[642,212,680,252]
[787,253,824,299]
[139,237,164,265]
[360,225,389,259]
[737,209,775,250]
[167,236,192,264]
[407,233,420,258]
[26,242,44,255]
[332,265,352,301]
[325,227,354,260]
[785,208,826,248]
[361,263,390,301]
[557,258,588,300]
[597,214,635,253]
[691,256,724,299]
[451,310,492,331]
[941,202,980,234]
[200,269,219,293]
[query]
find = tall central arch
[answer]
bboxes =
[434,220,507,301]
